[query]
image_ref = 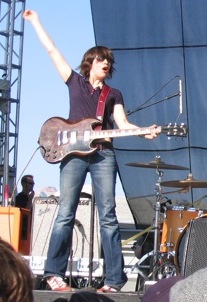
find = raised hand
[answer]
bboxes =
[22,9,39,22]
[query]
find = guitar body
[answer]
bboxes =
[38,117,102,164]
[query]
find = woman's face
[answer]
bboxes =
[90,55,111,80]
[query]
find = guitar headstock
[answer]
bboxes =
[162,123,188,137]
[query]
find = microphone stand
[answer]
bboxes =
[88,189,95,287]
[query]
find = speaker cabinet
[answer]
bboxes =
[31,197,101,259]
[0,207,31,255]
[127,196,157,227]
[178,216,207,277]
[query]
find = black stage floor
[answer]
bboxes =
[33,290,142,302]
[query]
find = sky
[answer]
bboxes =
[18,1,124,196]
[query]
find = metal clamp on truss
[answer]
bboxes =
[0,79,10,114]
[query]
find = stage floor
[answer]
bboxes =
[33,290,142,302]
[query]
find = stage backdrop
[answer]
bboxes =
[90,0,207,218]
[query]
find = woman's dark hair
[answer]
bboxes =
[0,238,34,302]
[79,46,115,79]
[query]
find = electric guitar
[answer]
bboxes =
[38,117,187,164]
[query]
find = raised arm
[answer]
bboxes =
[23,10,72,82]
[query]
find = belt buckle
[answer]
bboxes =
[98,143,104,151]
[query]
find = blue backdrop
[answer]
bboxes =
[90,0,207,213]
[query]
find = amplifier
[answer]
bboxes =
[0,207,30,255]
[31,196,101,259]
[24,256,104,278]
[180,216,207,277]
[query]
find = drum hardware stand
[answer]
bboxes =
[151,168,164,279]
[125,156,191,284]
[152,169,177,279]
[125,249,156,275]
[124,168,166,282]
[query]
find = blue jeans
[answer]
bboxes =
[44,148,127,289]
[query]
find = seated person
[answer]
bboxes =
[15,175,35,210]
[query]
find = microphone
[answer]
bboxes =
[75,219,87,239]
[179,79,183,114]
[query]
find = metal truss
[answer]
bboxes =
[0,0,26,205]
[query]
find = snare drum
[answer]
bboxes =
[160,206,205,253]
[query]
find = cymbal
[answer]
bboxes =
[126,157,189,170]
[160,174,207,188]
[130,189,188,199]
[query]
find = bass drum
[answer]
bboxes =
[174,214,207,273]
[160,206,203,253]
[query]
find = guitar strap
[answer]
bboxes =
[95,84,111,130]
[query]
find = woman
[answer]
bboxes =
[23,9,158,293]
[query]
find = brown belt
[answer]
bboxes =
[95,142,113,151]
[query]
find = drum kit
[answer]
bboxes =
[126,156,207,280]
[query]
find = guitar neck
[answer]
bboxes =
[90,126,161,140]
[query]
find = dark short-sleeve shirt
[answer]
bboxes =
[65,71,124,130]
[15,192,28,208]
